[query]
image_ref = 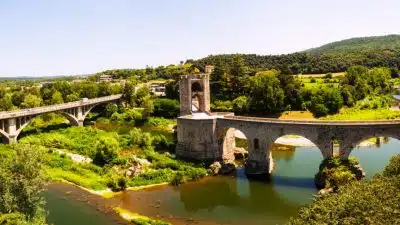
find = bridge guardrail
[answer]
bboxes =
[0,94,122,119]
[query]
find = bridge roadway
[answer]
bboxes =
[0,94,122,143]
[176,114,400,176]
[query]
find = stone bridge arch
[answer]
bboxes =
[270,125,334,159]
[339,126,400,159]
[217,127,252,162]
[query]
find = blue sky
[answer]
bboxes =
[1,0,399,77]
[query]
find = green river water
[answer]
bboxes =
[44,138,400,225]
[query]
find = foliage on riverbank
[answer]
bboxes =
[314,156,364,190]
[114,207,170,225]
[288,154,400,225]
[0,145,47,225]
[18,122,206,192]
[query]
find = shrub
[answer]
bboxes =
[289,154,400,225]
[123,108,143,121]
[110,112,124,123]
[212,100,233,112]
[170,172,186,186]
[153,98,180,118]
[145,117,175,127]
[232,96,249,113]
[310,78,316,83]
[383,154,400,177]
[105,103,118,118]
[311,104,329,117]
[324,73,333,79]
[106,173,127,192]
[93,136,120,166]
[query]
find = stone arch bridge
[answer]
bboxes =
[176,114,400,175]
[0,94,122,144]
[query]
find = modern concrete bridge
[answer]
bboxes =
[0,94,122,143]
[176,74,400,176]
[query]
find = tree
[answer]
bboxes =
[141,95,154,118]
[98,82,112,96]
[50,91,64,104]
[122,82,136,107]
[227,54,249,98]
[210,60,225,82]
[0,85,6,98]
[247,70,285,113]
[80,82,99,99]
[309,88,343,117]
[11,91,25,108]
[165,81,179,100]
[0,94,15,111]
[53,81,73,100]
[66,93,80,102]
[21,94,42,108]
[0,145,46,223]
[153,99,180,118]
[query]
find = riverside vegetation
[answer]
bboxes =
[1,35,400,224]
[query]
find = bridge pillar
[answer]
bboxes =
[176,117,220,162]
[6,118,18,143]
[75,107,84,127]
[245,137,273,177]
[314,139,334,159]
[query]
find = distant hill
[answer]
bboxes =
[190,34,400,75]
[305,35,400,55]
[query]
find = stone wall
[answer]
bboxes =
[177,115,400,176]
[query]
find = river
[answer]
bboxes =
[44,138,400,225]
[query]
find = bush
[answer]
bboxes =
[288,154,400,225]
[93,136,120,166]
[311,104,329,117]
[105,103,118,118]
[106,173,127,191]
[383,154,400,177]
[153,98,180,118]
[170,172,186,186]
[124,108,143,121]
[232,96,249,113]
[212,100,233,112]
[145,117,175,127]
[310,78,316,83]
[324,73,333,79]
[110,112,124,123]
[315,156,360,190]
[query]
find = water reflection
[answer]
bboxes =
[46,138,400,225]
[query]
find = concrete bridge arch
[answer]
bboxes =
[0,95,121,144]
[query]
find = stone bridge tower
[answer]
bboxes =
[179,67,212,116]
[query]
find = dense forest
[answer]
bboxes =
[94,35,400,81]
[190,35,400,75]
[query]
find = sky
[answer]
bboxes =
[1,0,400,77]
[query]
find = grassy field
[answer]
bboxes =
[295,72,345,78]
[321,108,400,120]
[280,108,400,121]
[279,111,315,120]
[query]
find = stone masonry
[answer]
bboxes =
[176,74,400,176]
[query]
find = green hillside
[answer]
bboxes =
[190,34,400,75]
[306,34,400,55]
